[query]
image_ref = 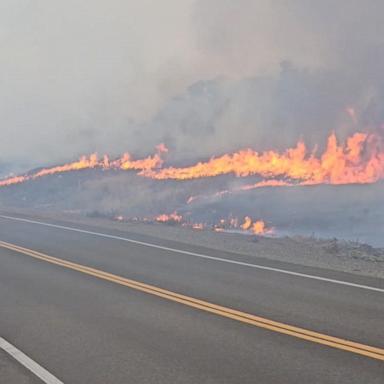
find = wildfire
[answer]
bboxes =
[111,143,167,171]
[1,131,384,190]
[100,209,274,237]
[155,211,182,223]
[33,153,99,178]
[141,132,384,186]
[0,175,27,187]
[240,216,272,235]
[251,220,267,235]
[241,216,252,230]
[0,145,167,188]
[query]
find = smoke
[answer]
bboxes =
[154,0,384,157]
[0,0,197,168]
[1,0,384,171]
[193,0,384,76]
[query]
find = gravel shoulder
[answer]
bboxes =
[1,208,384,279]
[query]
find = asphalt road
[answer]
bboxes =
[0,347,43,384]
[0,213,383,383]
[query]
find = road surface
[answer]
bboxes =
[0,213,383,383]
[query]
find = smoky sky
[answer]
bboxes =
[1,0,384,173]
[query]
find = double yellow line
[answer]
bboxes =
[1,239,383,361]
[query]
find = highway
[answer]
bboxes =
[0,213,383,383]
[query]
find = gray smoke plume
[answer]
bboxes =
[1,0,384,172]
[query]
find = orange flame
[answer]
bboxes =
[241,216,252,230]
[0,175,28,187]
[0,145,167,188]
[134,212,272,236]
[33,153,99,178]
[1,132,384,190]
[141,132,384,186]
[239,216,271,234]
[155,211,182,223]
[251,220,267,235]
[111,150,164,171]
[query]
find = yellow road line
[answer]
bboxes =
[1,239,383,361]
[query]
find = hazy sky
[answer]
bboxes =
[1,0,384,172]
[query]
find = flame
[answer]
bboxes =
[0,175,28,187]
[155,211,182,223]
[241,216,252,230]
[1,132,384,190]
[141,132,384,186]
[239,216,271,234]
[126,211,272,236]
[111,150,164,171]
[251,220,267,235]
[0,145,167,188]
[33,153,99,178]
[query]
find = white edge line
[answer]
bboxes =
[0,337,64,384]
[0,214,383,293]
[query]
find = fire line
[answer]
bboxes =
[1,131,383,189]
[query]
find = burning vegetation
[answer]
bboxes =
[1,131,383,189]
[0,129,382,241]
[141,132,383,186]
[117,212,272,236]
